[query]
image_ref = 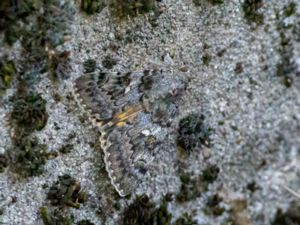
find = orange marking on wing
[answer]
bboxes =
[112,105,143,126]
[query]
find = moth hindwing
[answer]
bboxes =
[72,69,187,196]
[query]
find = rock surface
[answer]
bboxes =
[0,0,300,225]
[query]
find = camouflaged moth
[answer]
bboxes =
[72,69,187,196]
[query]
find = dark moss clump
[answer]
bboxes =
[176,166,219,204]
[177,114,212,153]
[0,59,15,94]
[81,0,106,14]
[204,194,225,216]
[201,165,220,183]
[102,55,118,69]
[83,59,97,73]
[59,144,74,154]
[242,0,264,25]
[174,213,198,225]
[48,51,72,81]
[0,0,37,45]
[193,0,223,6]
[40,207,74,225]
[0,154,8,173]
[209,0,224,5]
[123,195,172,225]
[275,7,299,88]
[22,0,73,57]
[217,49,227,58]
[8,136,48,177]
[77,220,95,225]
[276,33,295,88]
[246,181,258,193]
[10,92,48,133]
[58,133,76,154]
[47,174,87,209]
[283,2,297,17]
[272,201,300,225]
[1,0,72,51]
[8,91,49,177]
[234,62,244,75]
[202,53,211,66]
[110,0,157,18]
[1,0,73,85]
[176,174,203,203]
[282,76,293,88]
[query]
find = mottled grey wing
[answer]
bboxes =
[100,112,156,196]
[72,72,139,125]
[72,71,154,196]
[100,125,135,197]
[139,69,188,126]
[73,73,111,123]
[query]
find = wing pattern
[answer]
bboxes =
[72,69,187,196]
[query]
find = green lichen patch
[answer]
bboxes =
[8,136,48,177]
[47,174,87,209]
[272,201,300,225]
[110,0,157,18]
[123,194,172,225]
[10,92,48,134]
[177,114,212,153]
[81,0,106,14]
[0,59,15,94]
[242,0,264,25]
[174,213,198,225]
[40,207,74,225]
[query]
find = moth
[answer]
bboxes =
[72,68,187,196]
